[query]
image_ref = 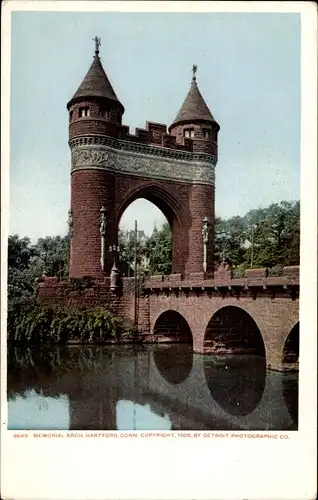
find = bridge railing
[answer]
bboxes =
[143,266,299,290]
[36,266,299,294]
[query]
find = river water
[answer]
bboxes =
[7,344,298,431]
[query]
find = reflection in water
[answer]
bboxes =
[153,344,193,384]
[8,389,70,430]
[203,355,267,417]
[116,400,171,430]
[282,374,299,427]
[7,345,297,431]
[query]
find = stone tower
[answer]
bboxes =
[67,43,219,279]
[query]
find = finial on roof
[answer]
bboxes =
[192,64,198,83]
[92,36,101,57]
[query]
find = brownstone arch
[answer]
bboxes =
[67,44,219,280]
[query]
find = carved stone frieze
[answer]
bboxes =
[70,136,216,186]
[69,134,217,164]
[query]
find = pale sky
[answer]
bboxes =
[9,11,300,240]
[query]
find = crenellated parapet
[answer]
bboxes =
[37,265,299,301]
[119,121,217,155]
[143,265,300,296]
[69,117,217,156]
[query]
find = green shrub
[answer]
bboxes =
[8,305,134,346]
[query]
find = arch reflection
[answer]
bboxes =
[153,343,193,385]
[282,374,299,427]
[204,354,266,417]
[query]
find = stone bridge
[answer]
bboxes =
[138,266,299,372]
[37,265,299,373]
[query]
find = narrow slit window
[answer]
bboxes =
[203,129,210,139]
[79,107,90,118]
[184,129,194,139]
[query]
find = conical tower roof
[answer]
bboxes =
[67,41,124,112]
[169,66,219,130]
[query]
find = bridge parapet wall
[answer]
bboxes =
[36,276,136,323]
[144,266,299,290]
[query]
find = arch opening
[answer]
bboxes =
[204,306,266,357]
[118,198,172,277]
[282,322,299,368]
[153,310,193,345]
[117,185,182,228]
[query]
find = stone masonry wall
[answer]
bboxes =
[70,171,215,278]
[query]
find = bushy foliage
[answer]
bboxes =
[8,305,133,345]
[215,201,300,269]
[6,234,133,345]
[7,234,70,335]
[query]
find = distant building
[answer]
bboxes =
[125,229,146,243]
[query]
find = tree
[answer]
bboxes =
[118,230,145,268]
[32,236,69,279]
[145,222,172,275]
[215,200,300,269]
[7,234,70,316]
[8,235,35,271]
[215,217,247,267]
[7,236,38,329]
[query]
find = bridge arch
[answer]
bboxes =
[282,322,299,367]
[203,305,266,358]
[153,309,193,345]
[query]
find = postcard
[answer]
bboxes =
[1,1,317,499]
